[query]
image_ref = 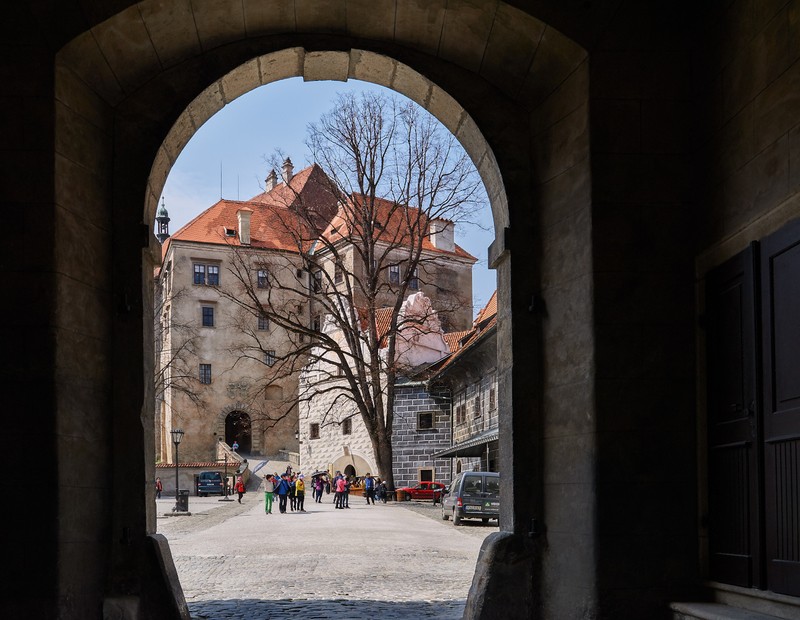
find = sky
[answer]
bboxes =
[160,77,497,316]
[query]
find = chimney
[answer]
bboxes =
[237,207,253,245]
[429,218,454,252]
[265,169,278,192]
[281,157,294,184]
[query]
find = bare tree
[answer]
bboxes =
[218,92,483,488]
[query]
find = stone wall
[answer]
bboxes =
[391,382,453,488]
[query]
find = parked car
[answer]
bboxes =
[398,481,447,500]
[196,471,225,497]
[441,471,500,525]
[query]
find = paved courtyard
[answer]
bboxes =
[157,490,498,619]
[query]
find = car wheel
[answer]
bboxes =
[442,506,449,520]
[453,509,462,526]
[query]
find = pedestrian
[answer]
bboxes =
[343,475,351,508]
[295,474,306,512]
[235,475,246,503]
[364,473,375,505]
[289,474,297,511]
[334,474,346,509]
[314,475,324,502]
[275,473,291,514]
[376,478,388,503]
[155,477,163,499]
[262,474,275,515]
[231,440,239,452]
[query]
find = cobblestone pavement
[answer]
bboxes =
[157,492,498,619]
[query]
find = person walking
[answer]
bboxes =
[234,475,246,503]
[231,440,239,452]
[262,474,276,515]
[334,474,346,509]
[363,473,375,505]
[275,473,291,514]
[295,474,306,512]
[314,476,324,503]
[155,477,163,499]
[376,478,388,503]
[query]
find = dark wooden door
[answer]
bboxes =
[761,220,800,597]
[706,244,762,587]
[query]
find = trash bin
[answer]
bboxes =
[176,489,189,512]
[395,489,405,502]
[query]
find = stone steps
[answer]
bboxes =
[671,582,800,620]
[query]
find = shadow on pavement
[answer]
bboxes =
[190,597,466,619]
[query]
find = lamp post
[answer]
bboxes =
[170,428,184,512]
[218,438,233,502]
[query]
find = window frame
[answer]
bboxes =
[389,264,400,284]
[408,267,419,290]
[201,306,215,327]
[265,350,276,367]
[309,423,320,440]
[199,363,212,384]
[257,269,269,289]
[417,411,434,430]
[207,265,220,285]
[257,314,270,331]
[193,263,206,285]
[342,417,352,435]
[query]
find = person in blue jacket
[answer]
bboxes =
[275,473,291,514]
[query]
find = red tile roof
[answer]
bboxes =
[162,164,337,259]
[428,290,498,375]
[320,194,476,261]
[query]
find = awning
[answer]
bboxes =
[433,428,499,458]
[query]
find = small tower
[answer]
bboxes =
[156,197,170,244]
[281,157,294,184]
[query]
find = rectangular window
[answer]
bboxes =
[258,314,270,331]
[309,423,320,440]
[489,388,496,411]
[389,264,400,284]
[334,262,343,284]
[474,395,482,417]
[409,267,419,290]
[419,468,434,483]
[207,265,219,285]
[265,350,276,367]
[418,411,434,430]
[456,403,465,425]
[201,306,214,327]
[199,363,212,384]
[257,269,269,288]
[342,418,352,435]
[312,315,321,332]
[193,263,206,285]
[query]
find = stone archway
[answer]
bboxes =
[224,410,251,454]
[51,3,592,618]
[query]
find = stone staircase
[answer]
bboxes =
[671,582,800,620]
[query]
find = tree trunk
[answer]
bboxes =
[374,437,395,490]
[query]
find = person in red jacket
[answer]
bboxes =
[235,475,246,503]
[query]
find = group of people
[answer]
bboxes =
[260,468,306,514]
[259,468,390,514]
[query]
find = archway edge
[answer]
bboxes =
[149,47,508,235]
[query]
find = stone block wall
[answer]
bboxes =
[391,383,452,488]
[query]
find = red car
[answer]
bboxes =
[398,481,446,500]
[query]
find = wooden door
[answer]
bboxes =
[706,244,762,587]
[761,220,800,597]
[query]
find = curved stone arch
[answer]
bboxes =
[149,48,509,235]
[217,402,259,453]
[331,453,375,479]
[51,3,592,616]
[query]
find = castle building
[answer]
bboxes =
[155,162,476,466]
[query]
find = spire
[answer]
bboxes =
[156,196,170,244]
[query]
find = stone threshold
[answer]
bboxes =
[670,601,783,620]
